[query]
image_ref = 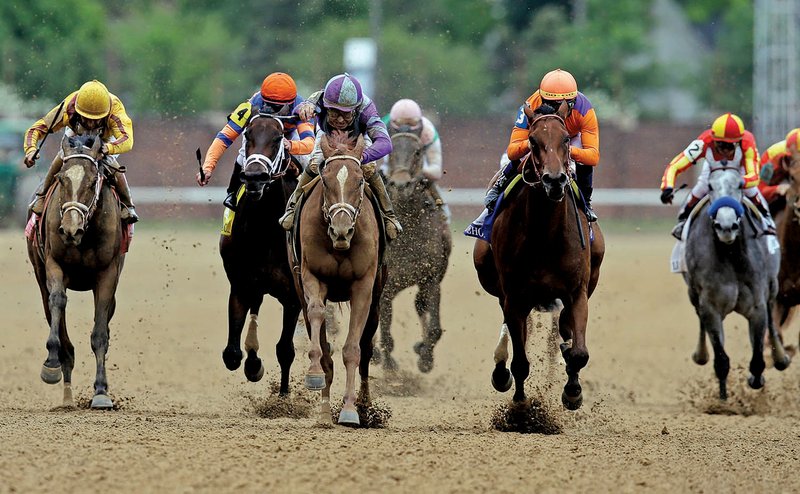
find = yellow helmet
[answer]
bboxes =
[75,80,112,119]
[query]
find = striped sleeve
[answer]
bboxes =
[23,94,74,155]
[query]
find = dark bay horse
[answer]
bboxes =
[772,148,800,359]
[219,113,301,395]
[473,102,605,409]
[291,132,386,426]
[683,166,789,399]
[26,134,126,409]
[377,126,452,372]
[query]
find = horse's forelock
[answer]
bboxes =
[534,104,557,116]
[322,131,362,159]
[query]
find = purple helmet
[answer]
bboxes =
[322,73,363,111]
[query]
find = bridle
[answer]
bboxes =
[243,114,291,180]
[523,113,572,187]
[389,130,426,178]
[321,154,365,226]
[60,152,103,230]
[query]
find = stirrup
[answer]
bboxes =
[30,195,46,215]
[223,192,237,211]
[671,220,686,240]
[121,207,139,224]
[279,209,295,231]
[585,207,598,222]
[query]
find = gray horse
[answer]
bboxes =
[376,127,452,372]
[684,166,790,400]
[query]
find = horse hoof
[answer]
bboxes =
[305,374,326,391]
[692,351,709,366]
[338,407,360,426]
[561,389,583,410]
[370,349,382,364]
[414,343,434,373]
[747,374,765,390]
[774,354,791,371]
[222,347,243,371]
[244,357,265,382]
[491,368,513,392]
[90,394,113,410]
[383,356,398,372]
[40,365,62,385]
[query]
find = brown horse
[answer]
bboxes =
[219,114,301,394]
[377,126,452,372]
[26,133,126,409]
[290,132,386,426]
[773,147,800,356]
[473,102,605,408]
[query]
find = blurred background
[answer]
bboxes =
[0,0,797,226]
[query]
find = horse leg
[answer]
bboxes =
[41,260,66,385]
[276,299,301,396]
[746,306,767,390]
[491,323,513,392]
[559,295,590,410]
[358,293,381,407]
[504,300,530,403]
[699,308,730,400]
[89,267,119,409]
[58,317,76,407]
[377,290,398,371]
[243,297,265,382]
[302,274,327,391]
[339,278,374,426]
[768,300,791,370]
[222,291,248,371]
[317,324,335,425]
[414,281,443,373]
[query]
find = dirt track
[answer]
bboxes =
[1,223,799,493]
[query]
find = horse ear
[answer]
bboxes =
[523,103,535,122]
[319,133,334,159]
[556,100,570,120]
[91,134,103,156]
[353,134,366,158]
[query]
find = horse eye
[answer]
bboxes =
[563,136,570,144]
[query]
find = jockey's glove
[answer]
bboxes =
[660,187,674,205]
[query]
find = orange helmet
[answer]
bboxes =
[260,72,297,104]
[710,113,745,142]
[785,128,800,150]
[539,69,578,100]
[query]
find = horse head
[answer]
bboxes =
[319,131,367,251]
[241,113,289,200]
[707,166,745,244]
[523,102,571,202]
[57,133,104,246]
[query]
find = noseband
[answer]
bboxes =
[243,114,290,179]
[322,154,365,225]
[60,153,103,230]
[523,113,572,187]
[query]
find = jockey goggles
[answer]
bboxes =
[541,98,575,111]
[260,100,292,116]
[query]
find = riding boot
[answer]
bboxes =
[753,195,777,235]
[576,163,597,222]
[223,162,242,211]
[280,166,317,231]
[367,170,403,240]
[29,153,64,215]
[672,194,701,240]
[484,157,518,212]
[428,181,445,208]
[111,172,139,224]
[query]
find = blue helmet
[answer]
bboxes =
[322,73,363,111]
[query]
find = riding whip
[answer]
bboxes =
[32,100,65,162]
[196,148,205,182]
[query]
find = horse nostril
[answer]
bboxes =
[58,226,65,235]
[347,227,354,236]
[75,228,85,237]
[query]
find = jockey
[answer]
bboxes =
[24,80,138,223]
[196,72,315,210]
[758,128,800,216]
[382,98,449,218]
[660,112,774,239]
[485,68,600,221]
[279,73,402,239]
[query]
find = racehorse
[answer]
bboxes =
[290,131,386,426]
[219,113,301,395]
[26,133,126,409]
[377,125,452,372]
[683,166,790,400]
[473,102,605,409]
[772,147,800,358]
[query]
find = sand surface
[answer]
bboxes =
[1,223,798,493]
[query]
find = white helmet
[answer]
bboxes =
[390,99,422,124]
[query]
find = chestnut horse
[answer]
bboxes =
[290,132,386,426]
[473,103,605,409]
[26,133,126,409]
[773,147,800,355]
[377,125,452,372]
[219,114,301,395]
